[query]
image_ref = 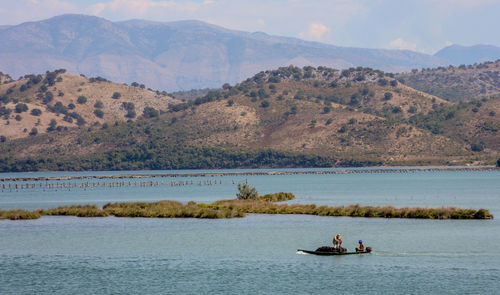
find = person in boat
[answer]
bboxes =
[356,240,365,252]
[333,234,343,249]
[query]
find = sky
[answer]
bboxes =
[0,0,499,54]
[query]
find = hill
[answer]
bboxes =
[435,44,500,66]
[396,60,500,102]
[0,65,498,171]
[0,72,13,84]
[0,14,447,91]
[0,69,179,139]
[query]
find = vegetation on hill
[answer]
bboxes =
[169,88,214,101]
[0,64,498,171]
[0,69,179,139]
[397,60,500,102]
[0,72,13,84]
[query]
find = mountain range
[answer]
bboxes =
[5,14,499,92]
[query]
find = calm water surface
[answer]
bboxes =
[1,168,499,294]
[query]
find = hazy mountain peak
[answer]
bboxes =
[434,44,500,65]
[0,14,456,91]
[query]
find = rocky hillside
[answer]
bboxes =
[397,60,500,102]
[0,72,12,84]
[0,69,179,139]
[0,14,447,91]
[0,65,498,170]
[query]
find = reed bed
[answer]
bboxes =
[1,193,493,220]
[0,209,41,220]
[103,200,245,219]
[40,205,110,217]
[206,201,493,219]
[257,192,296,202]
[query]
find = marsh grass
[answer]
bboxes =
[257,192,296,202]
[0,209,41,220]
[1,192,493,220]
[40,205,109,217]
[206,201,493,220]
[103,200,245,219]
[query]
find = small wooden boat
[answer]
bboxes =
[297,247,372,256]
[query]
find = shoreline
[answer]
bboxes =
[1,166,498,182]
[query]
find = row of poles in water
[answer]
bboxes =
[0,178,241,192]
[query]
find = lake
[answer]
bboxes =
[1,168,499,294]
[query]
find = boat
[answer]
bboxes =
[297,247,372,256]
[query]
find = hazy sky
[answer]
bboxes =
[1,0,499,54]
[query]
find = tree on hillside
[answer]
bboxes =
[77,96,87,104]
[122,102,136,118]
[112,92,121,99]
[384,92,393,100]
[142,107,159,118]
[30,108,42,116]
[94,101,104,108]
[29,128,38,136]
[15,103,28,113]
[42,92,54,104]
[47,119,57,132]
[378,78,388,86]
[94,109,104,118]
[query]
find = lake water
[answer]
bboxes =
[1,168,499,294]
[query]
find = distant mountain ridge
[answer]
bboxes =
[0,14,448,91]
[435,44,500,66]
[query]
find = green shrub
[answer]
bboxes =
[29,128,38,136]
[142,107,159,118]
[30,108,42,116]
[94,109,104,118]
[46,119,57,132]
[471,142,485,152]
[236,183,259,200]
[112,92,121,99]
[77,96,87,104]
[94,101,104,108]
[15,103,28,113]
